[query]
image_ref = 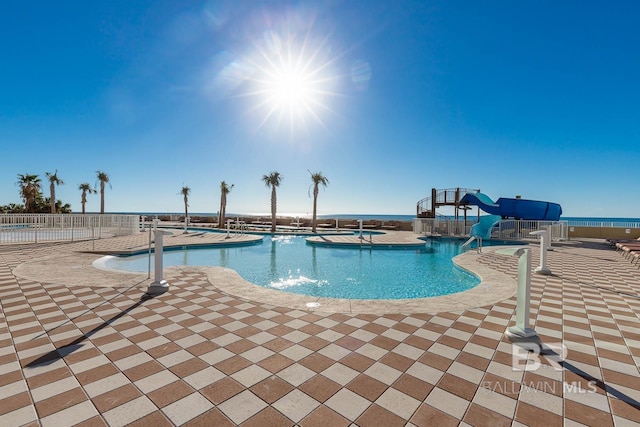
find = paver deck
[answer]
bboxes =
[1,230,639,426]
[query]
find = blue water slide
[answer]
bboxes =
[461,193,502,216]
[460,193,562,221]
[470,215,501,239]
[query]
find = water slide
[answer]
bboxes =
[470,214,502,239]
[460,193,562,221]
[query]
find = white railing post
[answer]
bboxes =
[147,223,152,279]
[147,229,170,295]
[498,247,537,340]
[530,229,551,275]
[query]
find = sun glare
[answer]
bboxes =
[244,29,337,133]
[270,69,312,110]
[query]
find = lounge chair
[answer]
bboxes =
[613,240,640,267]
[607,236,640,247]
[362,220,381,229]
[615,240,640,251]
[381,221,399,230]
[290,219,308,229]
[618,243,640,257]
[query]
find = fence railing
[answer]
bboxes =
[413,218,568,241]
[565,220,640,228]
[413,218,478,237]
[491,220,568,241]
[0,214,140,244]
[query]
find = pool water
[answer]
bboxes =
[103,236,493,300]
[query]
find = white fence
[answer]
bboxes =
[413,218,477,237]
[566,220,640,228]
[413,218,568,241]
[492,220,568,241]
[0,214,140,244]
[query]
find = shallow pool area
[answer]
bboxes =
[100,235,508,299]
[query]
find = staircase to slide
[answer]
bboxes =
[416,188,481,218]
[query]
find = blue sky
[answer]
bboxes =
[1,0,639,217]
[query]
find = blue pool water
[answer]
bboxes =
[104,236,495,300]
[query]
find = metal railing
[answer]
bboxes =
[413,218,478,236]
[416,187,480,217]
[492,220,568,241]
[0,214,140,244]
[565,220,640,228]
[413,218,569,241]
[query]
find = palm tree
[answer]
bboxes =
[16,173,41,213]
[5,203,24,213]
[45,170,64,214]
[96,171,111,214]
[218,181,234,228]
[78,183,96,215]
[55,201,73,213]
[262,171,282,232]
[180,186,191,233]
[308,171,329,233]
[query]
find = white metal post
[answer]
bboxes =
[530,230,551,275]
[147,229,169,295]
[497,247,537,340]
[147,225,152,279]
[358,220,363,239]
[545,226,553,251]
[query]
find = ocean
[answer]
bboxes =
[126,212,640,226]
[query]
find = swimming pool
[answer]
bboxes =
[100,235,514,300]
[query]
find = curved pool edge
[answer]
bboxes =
[174,245,518,314]
[13,243,519,314]
[305,233,426,249]
[13,252,152,289]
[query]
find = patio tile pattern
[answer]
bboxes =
[0,234,639,426]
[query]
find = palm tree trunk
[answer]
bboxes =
[312,187,318,233]
[271,186,277,232]
[27,186,34,213]
[50,183,56,214]
[100,183,105,214]
[184,197,189,233]
[219,193,225,228]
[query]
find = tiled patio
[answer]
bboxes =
[0,231,639,426]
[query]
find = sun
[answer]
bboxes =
[269,68,314,111]
[245,30,337,132]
